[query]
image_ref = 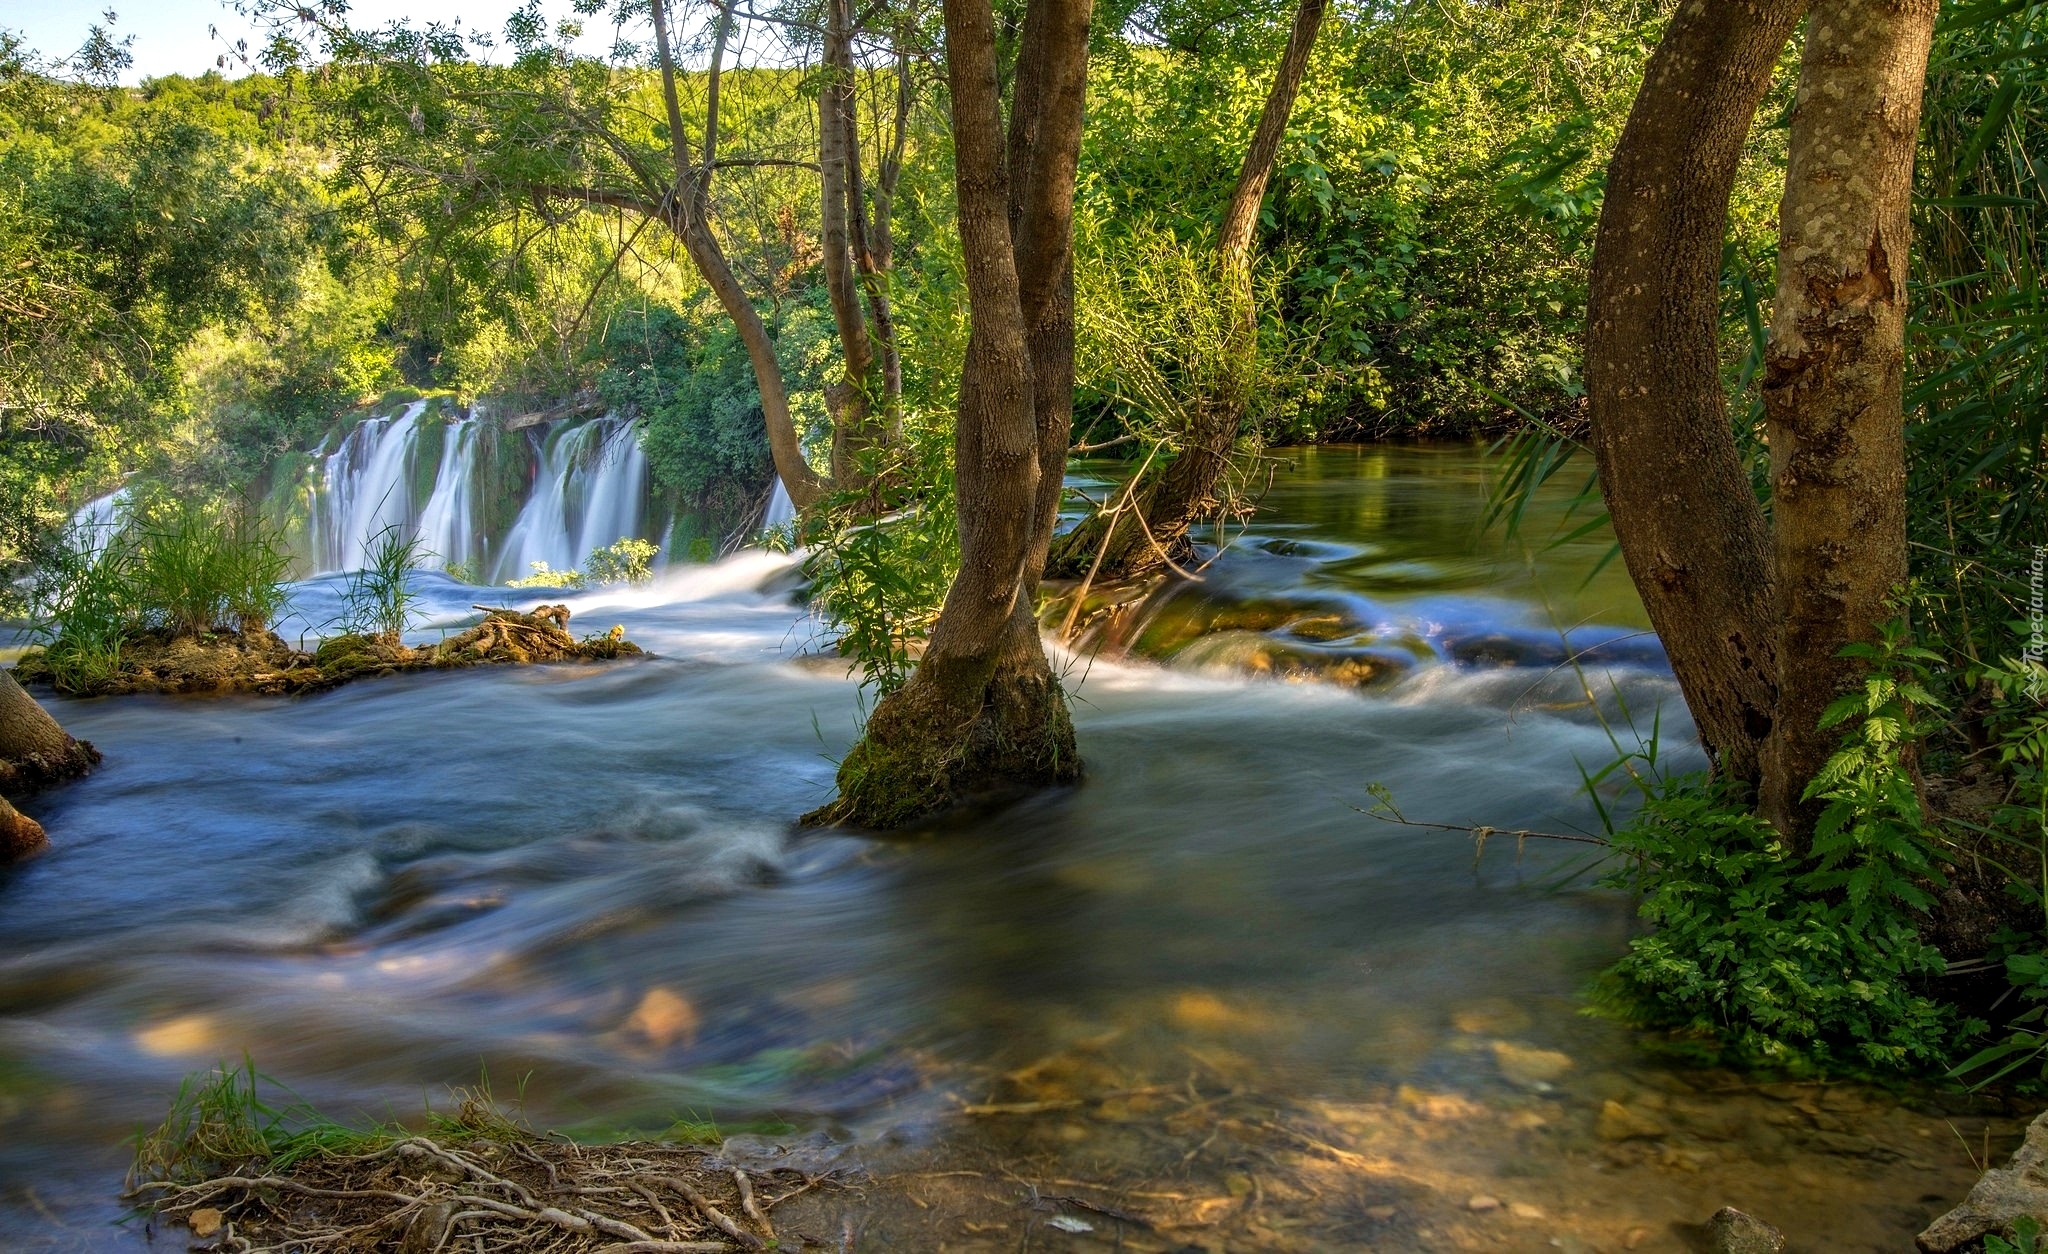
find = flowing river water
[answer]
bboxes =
[0,445,2016,1251]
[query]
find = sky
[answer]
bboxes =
[0,0,628,82]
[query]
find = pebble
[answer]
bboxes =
[1466,1194,1502,1212]
[188,1208,223,1238]
[1509,1201,1545,1219]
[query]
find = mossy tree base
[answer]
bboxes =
[807,611,1080,829]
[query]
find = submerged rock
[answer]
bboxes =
[1707,1206,1784,1254]
[1919,1109,2048,1252]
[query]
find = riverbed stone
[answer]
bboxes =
[1597,1099,1667,1142]
[1918,1109,2048,1252]
[1706,1206,1783,1253]
[1490,1040,1573,1088]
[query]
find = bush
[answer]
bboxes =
[584,537,656,586]
[508,561,584,590]
[798,423,958,696]
[341,525,424,642]
[1592,627,1965,1075]
[30,533,137,693]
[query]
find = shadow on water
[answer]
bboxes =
[0,445,2015,1251]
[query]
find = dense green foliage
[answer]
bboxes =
[1596,629,1963,1074]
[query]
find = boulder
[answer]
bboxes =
[1919,1110,2048,1252]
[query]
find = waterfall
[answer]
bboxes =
[317,402,425,571]
[284,407,754,582]
[492,416,648,583]
[762,478,796,530]
[415,421,480,573]
[66,486,131,554]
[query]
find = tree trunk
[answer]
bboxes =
[650,0,829,511]
[820,0,885,484]
[1585,0,1807,790]
[806,0,1089,828]
[0,669,99,860]
[1046,0,1323,582]
[1759,0,1938,840]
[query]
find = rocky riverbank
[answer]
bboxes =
[9,604,644,699]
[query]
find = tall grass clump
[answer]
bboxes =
[129,1058,378,1187]
[343,525,425,642]
[30,533,137,694]
[131,499,293,638]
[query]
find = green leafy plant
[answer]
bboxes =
[799,424,958,696]
[584,537,657,586]
[1593,625,1964,1074]
[1987,1217,2047,1254]
[1948,658,2048,1088]
[29,533,137,693]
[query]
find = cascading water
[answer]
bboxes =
[314,402,425,572]
[491,416,649,583]
[414,421,481,574]
[64,486,130,554]
[762,478,796,531]
[293,409,655,581]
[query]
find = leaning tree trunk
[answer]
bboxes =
[1758,0,1938,841]
[1585,0,1809,790]
[806,0,1090,828]
[650,0,829,511]
[0,669,99,859]
[1047,0,1325,580]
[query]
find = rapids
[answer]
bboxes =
[0,445,2011,1251]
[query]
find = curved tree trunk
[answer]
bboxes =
[651,0,830,511]
[0,669,99,860]
[1759,0,1938,839]
[807,0,1090,828]
[1046,0,1324,581]
[1585,0,1807,790]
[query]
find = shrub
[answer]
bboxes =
[584,537,657,586]
[29,534,137,693]
[507,561,584,590]
[1592,626,1964,1075]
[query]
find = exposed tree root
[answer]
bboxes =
[130,1134,851,1254]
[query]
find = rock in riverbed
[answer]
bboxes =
[1707,1206,1784,1253]
[1919,1109,2048,1252]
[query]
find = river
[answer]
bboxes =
[0,444,2010,1251]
